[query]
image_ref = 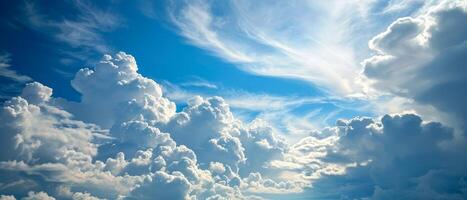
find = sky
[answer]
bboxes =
[0,0,466,199]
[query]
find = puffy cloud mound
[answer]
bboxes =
[160,96,287,176]
[363,0,467,126]
[60,52,176,128]
[0,52,293,199]
[0,86,97,163]
[285,113,467,199]
[130,171,191,200]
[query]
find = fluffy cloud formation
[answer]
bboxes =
[363,0,467,127]
[273,113,467,199]
[0,52,295,199]
[160,96,287,177]
[59,52,176,128]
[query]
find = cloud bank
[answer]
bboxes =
[0,52,297,199]
[1,49,467,199]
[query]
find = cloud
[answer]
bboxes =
[0,53,31,82]
[58,52,176,128]
[362,0,467,128]
[21,191,55,200]
[20,82,52,105]
[0,52,301,199]
[263,112,467,199]
[0,86,98,163]
[1,44,466,199]
[23,0,119,54]
[158,95,289,178]
[180,76,218,89]
[129,171,191,200]
[166,0,409,96]
[161,81,373,142]
[0,195,16,200]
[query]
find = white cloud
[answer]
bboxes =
[0,191,58,200]
[130,171,191,200]
[20,82,52,105]
[0,195,16,200]
[57,52,176,128]
[23,0,119,54]
[167,0,397,96]
[362,0,467,129]
[0,53,31,82]
[21,191,55,200]
[0,93,98,163]
[161,80,370,141]
[306,113,467,199]
[0,52,303,199]
[180,76,218,89]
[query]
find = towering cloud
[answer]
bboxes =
[0,52,295,199]
[363,0,467,127]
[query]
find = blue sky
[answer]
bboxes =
[1,0,467,199]
[0,0,377,131]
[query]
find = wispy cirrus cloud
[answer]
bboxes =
[167,0,385,96]
[180,76,218,89]
[23,0,119,55]
[0,53,31,82]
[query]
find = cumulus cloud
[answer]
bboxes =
[0,191,57,200]
[362,0,467,127]
[159,96,288,177]
[280,113,467,199]
[21,191,55,200]
[59,52,176,128]
[129,171,191,200]
[0,88,98,163]
[0,52,297,199]
[20,82,53,105]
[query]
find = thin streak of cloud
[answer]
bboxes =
[23,0,120,54]
[180,76,218,89]
[0,53,31,82]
